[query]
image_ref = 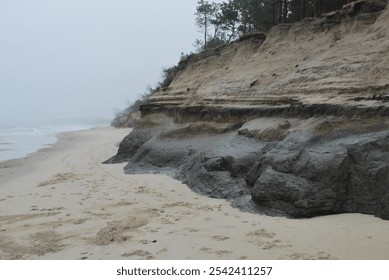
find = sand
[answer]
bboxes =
[0,126,389,260]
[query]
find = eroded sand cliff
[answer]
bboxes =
[107,0,389,219]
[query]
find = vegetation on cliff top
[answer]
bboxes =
[194,0,353,50]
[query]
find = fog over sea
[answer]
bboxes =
[0,118,110,162]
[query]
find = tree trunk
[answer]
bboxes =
[313,0,317,17]
[283,0,288,22]
[272,0,277,24]
[204,14,207,49]
[278,0,283,23]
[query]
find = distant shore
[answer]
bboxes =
[1,126,389,260]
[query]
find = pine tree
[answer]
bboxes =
[195,0,219,49]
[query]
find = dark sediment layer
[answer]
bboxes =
[140,101,389,122]
[105,107,389,219]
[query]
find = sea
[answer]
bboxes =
[0,118,110,162]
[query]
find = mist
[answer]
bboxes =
[0,0,205,124]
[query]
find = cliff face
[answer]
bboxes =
[107,0,389,219]
[144,0,389,116]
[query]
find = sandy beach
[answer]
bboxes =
[0,126,388,260]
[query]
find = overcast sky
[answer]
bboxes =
[0,0,219,124]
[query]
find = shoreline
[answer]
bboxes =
[1,126,389,260]
[0,123,108,163]
[0,126,107,184]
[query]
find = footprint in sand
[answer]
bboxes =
[215,250,233,257]
[114,201,136,207]
[288,252,333,260]
[29,231,66,256]
[199,247,211,253]
[158,248,168,254]
[161,217,174,225]
[198,247,232,257]
[247,229,290,250]
[257,241,277,250]
[38,173,86,187]
[247,228,276,239]
[317,252,332,260]
[145,208,162,218]
[164,202,194,208]
[212,235,231,241]
[196,205,213,211]
[135,186,150,194]
[40,207,64,212]
[73,218,89,225]
[121,250,155,260]
[185,228,200,233]
[91,218,148,246]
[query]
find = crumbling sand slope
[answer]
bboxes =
[147,0,389,111]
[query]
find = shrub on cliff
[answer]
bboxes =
[111,61,187,128]
[159,66,181,89]
[111,88,155,128]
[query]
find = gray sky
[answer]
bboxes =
[0,0,210,124]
